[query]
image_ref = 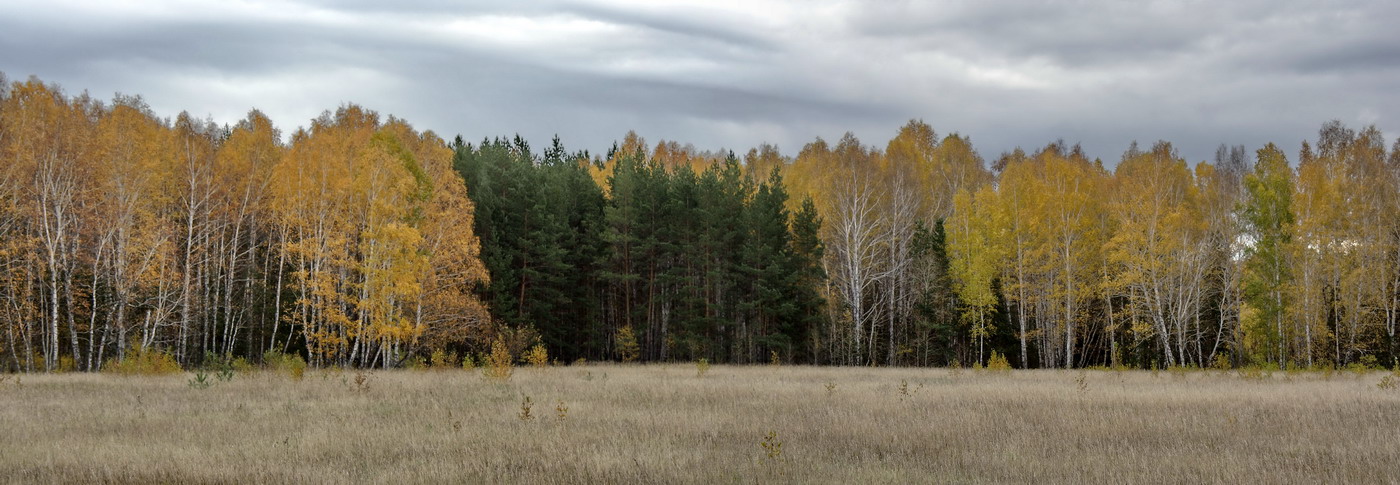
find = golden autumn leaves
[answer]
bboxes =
[4,71,1397,372]
[274,107,491,366]
[0,77,488,371]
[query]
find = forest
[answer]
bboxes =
[2,74,1398,372]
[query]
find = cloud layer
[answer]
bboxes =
[3,0,1397,163]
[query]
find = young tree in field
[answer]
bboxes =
[1241,143,1294,366]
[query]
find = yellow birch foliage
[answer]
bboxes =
[949,186,1007,350]
[270,106,488,365]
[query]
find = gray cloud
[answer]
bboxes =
[2,0,1396,165]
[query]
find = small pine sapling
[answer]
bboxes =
[518,396,535,422]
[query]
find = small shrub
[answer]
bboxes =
[824,382,836,395]
[523,344,549,368]
[461,353,477,371]
[1347,354,1380,375]
[430,349,457,369]
[695,358,710,377]
[1378,375,1397,390]
[518,395,535,422]
[352,372,370,392]
[1075,371,1089,393]
[616,325,640,362]
[483,339,513,380]
[986,351,1011,373]
[1212,353,1232,370]
[1361,354,1379,368]
[263,350,306,380]
[106,345,182,375]
[760,430,783,460]
[770,350,781,366]
[230,357,255,374]
[216,368,235,382]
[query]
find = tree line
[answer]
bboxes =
[1,74,1397,372]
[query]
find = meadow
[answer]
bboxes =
[1,364,1398,484]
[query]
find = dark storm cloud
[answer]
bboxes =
[2,0,1396,165]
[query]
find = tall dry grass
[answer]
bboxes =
[0,365,1397,483]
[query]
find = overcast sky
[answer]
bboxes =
[3,0,1397,164]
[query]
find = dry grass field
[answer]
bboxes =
[2,364,1398,484]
